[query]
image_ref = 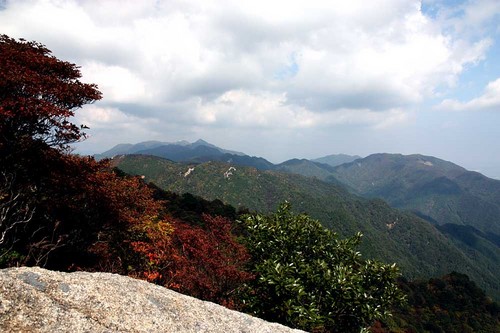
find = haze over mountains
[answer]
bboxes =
[103,139,500,301]
[97,139,360,170]
[95,139,245,160]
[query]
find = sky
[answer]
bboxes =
[1,0,500,178]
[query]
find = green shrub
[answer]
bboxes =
[238,202,405,333]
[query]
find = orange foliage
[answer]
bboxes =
[62,156,171,273]
[130,214,253,308]
[18,153,172,271]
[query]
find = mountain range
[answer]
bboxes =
[275,153,500,238]
[110,158,499,301]
[94,139,246,161]
[312,153,362,166]
[101,139,499,300]
[96,140,359,170]
[330,154,500,234]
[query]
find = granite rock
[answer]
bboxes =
[0,267,306,333]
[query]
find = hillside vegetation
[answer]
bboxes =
[328,154,500,297]
[382,272,500,333]
[112,154,500,301]
[330,153,500,234]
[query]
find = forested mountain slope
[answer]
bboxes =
[112,154,500,301]
[330,153,500,234]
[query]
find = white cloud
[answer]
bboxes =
[430,0,500,37]
[0,0,495,154]
[81,63,147,104]
[72,105,165,153]
[193,90,314,128]
[437,77,500,111]
[191,90,411,130]
[75,105,158,130]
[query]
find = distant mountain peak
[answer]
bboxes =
[312,154,361,167]
[95,139,246,162]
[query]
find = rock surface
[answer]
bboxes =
[0,267,305,333]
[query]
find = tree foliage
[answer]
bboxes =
[130,213,253,308]
[0,35,169,270]
[378,272,500,333]
[0,34,101,150]
[238,202,405,333]
[0,34,100,264]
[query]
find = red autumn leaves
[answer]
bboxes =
[130,214,253,308]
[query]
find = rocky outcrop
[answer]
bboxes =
[0,267,305,333]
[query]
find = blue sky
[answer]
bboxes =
[1,0,500,178]
[421,0,500,101]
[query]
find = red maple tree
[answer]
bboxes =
[0,34,101,151]
[131,214,253,308]
[0,35,168,270]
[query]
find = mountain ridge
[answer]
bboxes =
[311,153,362,166]
[96,140,363,172]
[99,142,500,237]
[102,141,500,303]
[95,139,246,160]
[330,153,500,234]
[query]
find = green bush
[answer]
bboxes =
[238,202,405,333]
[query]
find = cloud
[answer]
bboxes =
[0,0,494,151]
[193,90,313,128]
[427,0,500,37]
[72,104,167,153]
[191,90,412,129]
[81,63,148,104]
[74,105,161,136]
[437,77,500,111]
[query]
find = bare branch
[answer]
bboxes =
[0,172,35,248]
